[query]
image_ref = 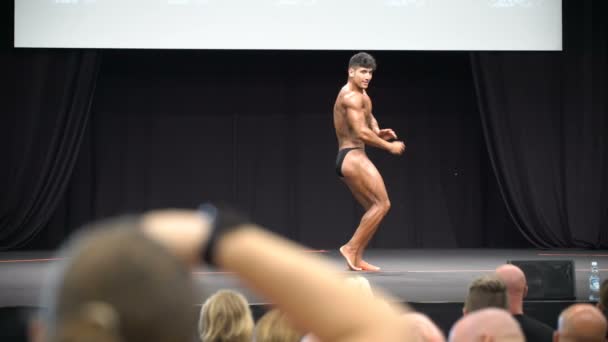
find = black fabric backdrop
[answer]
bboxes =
[0,3,100,249]
[41,50,515,250]
[1,1,606,250]
[472,0,608,248]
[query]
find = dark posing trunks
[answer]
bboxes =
[335,147,363,177]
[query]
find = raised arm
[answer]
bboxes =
[141,210,413,342]
[344,95,396,152]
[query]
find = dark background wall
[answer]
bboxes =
[47,50,520,249]
[2,1,606,251]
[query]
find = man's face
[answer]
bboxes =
[349,67,373,89]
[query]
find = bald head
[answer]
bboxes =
[403,312,445,342]
[495,264,527,314]
[556,304,607,342]
[495,264,527,294]
[449,308,524,342]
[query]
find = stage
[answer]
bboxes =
[0,249,605,333]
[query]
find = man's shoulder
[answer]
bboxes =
[341,90,364,109]
[514,314,554,338]
[515,314,551,326]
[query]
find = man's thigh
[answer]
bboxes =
[343,155,389,206]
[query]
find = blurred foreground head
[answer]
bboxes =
[35,216,197,342]
[555,303,607,342]
[402,312,445,342]
[449,308,524,342]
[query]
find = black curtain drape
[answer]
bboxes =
[472,0,608,248]
[38,50,517,250]
[0,48,100,249]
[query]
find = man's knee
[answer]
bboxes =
[379,199,391,214]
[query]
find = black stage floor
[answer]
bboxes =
[1,249,605,333]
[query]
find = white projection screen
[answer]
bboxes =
[14,0,562,51]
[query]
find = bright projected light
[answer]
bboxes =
[14,0,562,51]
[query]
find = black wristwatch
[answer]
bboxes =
[199,202,250,266]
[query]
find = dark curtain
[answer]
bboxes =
[27,0,608,250]
[0,43,100,249]
[471,0,608,248]
[34,50,521,250]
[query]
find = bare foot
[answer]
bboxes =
[339,246,362,271]
[360,260,381,272]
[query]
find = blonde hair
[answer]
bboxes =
[464,275,508,313]
[199,290,254,342]
[254,309,303,342]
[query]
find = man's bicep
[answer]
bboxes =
[346,107,367,130]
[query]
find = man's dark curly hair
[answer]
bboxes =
[349,52,377,70]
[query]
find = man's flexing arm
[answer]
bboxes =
[345,95,403,154]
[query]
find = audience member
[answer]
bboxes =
[449,308,524,342]
[463,275,508,314]
[599,279,608,339]
[255,309,303,342]
[403,312,445,342]
[598,279,608,315]
[495,264,554,342]
[198,289,253,342]
[34,207,415,342]
[554,303,607,342]
[32,219,198,342]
